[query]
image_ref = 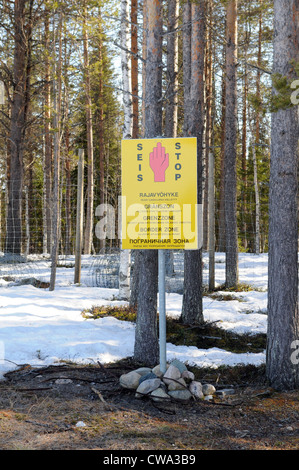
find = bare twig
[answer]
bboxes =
[91,387,113,411]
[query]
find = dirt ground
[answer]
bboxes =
[0,360,298,451]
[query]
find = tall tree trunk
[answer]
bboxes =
[65,128,72,255]
[98,10,105,251]
[252,142,260,255]
[165,0,179,138]
[44,8,52,254]
[50,10,62,291]
[241,56,248,251]
[64,30,72,256]
[240,14,249,252]
[251,3,263,255]
[217,34,226,253]
[164,0,179,277]
[130,0,147,306]
[83,5,94,255]
[224,0,238,288]
[134,0,162,366]
[24,186,29,256]
[203,0,213,251]
[266,0,299,391]
[121,0,133,141]
[24,0,34,255]
[182,0,191,136]
[119,0,132,301]
[141,0,147,137]
[5,0,27,256]
[181,0,205,325]
[255,0,262,145]
[131,0,139,139]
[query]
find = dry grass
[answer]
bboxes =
[0,361,298,450]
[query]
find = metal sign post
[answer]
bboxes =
[158,249,166,374]
[121,137,198,371]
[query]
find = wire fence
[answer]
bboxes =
[0,179,273,292]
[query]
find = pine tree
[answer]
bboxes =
[266,0,299,391]
[181,0,205,325]
[134,0,163,366]
[224,0,238,287]
[5,0,29,256]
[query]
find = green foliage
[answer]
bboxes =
[82,305,137,323]
[270,63,299,112]
[271,73,295,112]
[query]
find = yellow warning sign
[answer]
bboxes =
[121,137,202,250]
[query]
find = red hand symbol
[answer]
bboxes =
[149,142,169,182]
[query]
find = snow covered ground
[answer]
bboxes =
[0,252,269,380]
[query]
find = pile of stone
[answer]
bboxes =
[119,359,218,402]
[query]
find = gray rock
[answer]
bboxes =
[168,389,192,401]
[119,371,141,390]
[163,364,181,386]
[182,370,195,382]
[168,377,187,391]
[150,387,170,402]
[170,359,187,374]
[135,378,161,398]
[134,367,152,377]
[152,364,169,377]
[215,388,235,398]
[55,378,73,385]
[139,372,158,384]
[189,381,204,399]
[202,383,216,396]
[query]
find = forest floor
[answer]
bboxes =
[0,358,298,451]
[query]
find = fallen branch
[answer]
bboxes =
[16,387,52,392]
[91,387,114,411]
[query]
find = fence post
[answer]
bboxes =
[74,149,84,284]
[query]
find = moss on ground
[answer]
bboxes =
[82,304,266,355]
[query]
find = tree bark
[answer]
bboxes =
[121,0,133,140]
[5,0,27,256]
[83,4,94,255]
[266,0,299,391]
[119,0,132,301]
[203,0,213,251]
[44,8,52,254]
[182,0,191,136]
[49,10,62,291]
[165,0,179,138]
[164,0,179,278]
[64,31,72,256]
[241,49,248,251]
[224,0,238,288]
[181,0,205,325]
[217,34,226,253]
[131,0,139,139]
[252,142,260,255]
[98,11,105,251]
[141,0,147,137]
[134,0,163,366]
[252,3,263,255]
